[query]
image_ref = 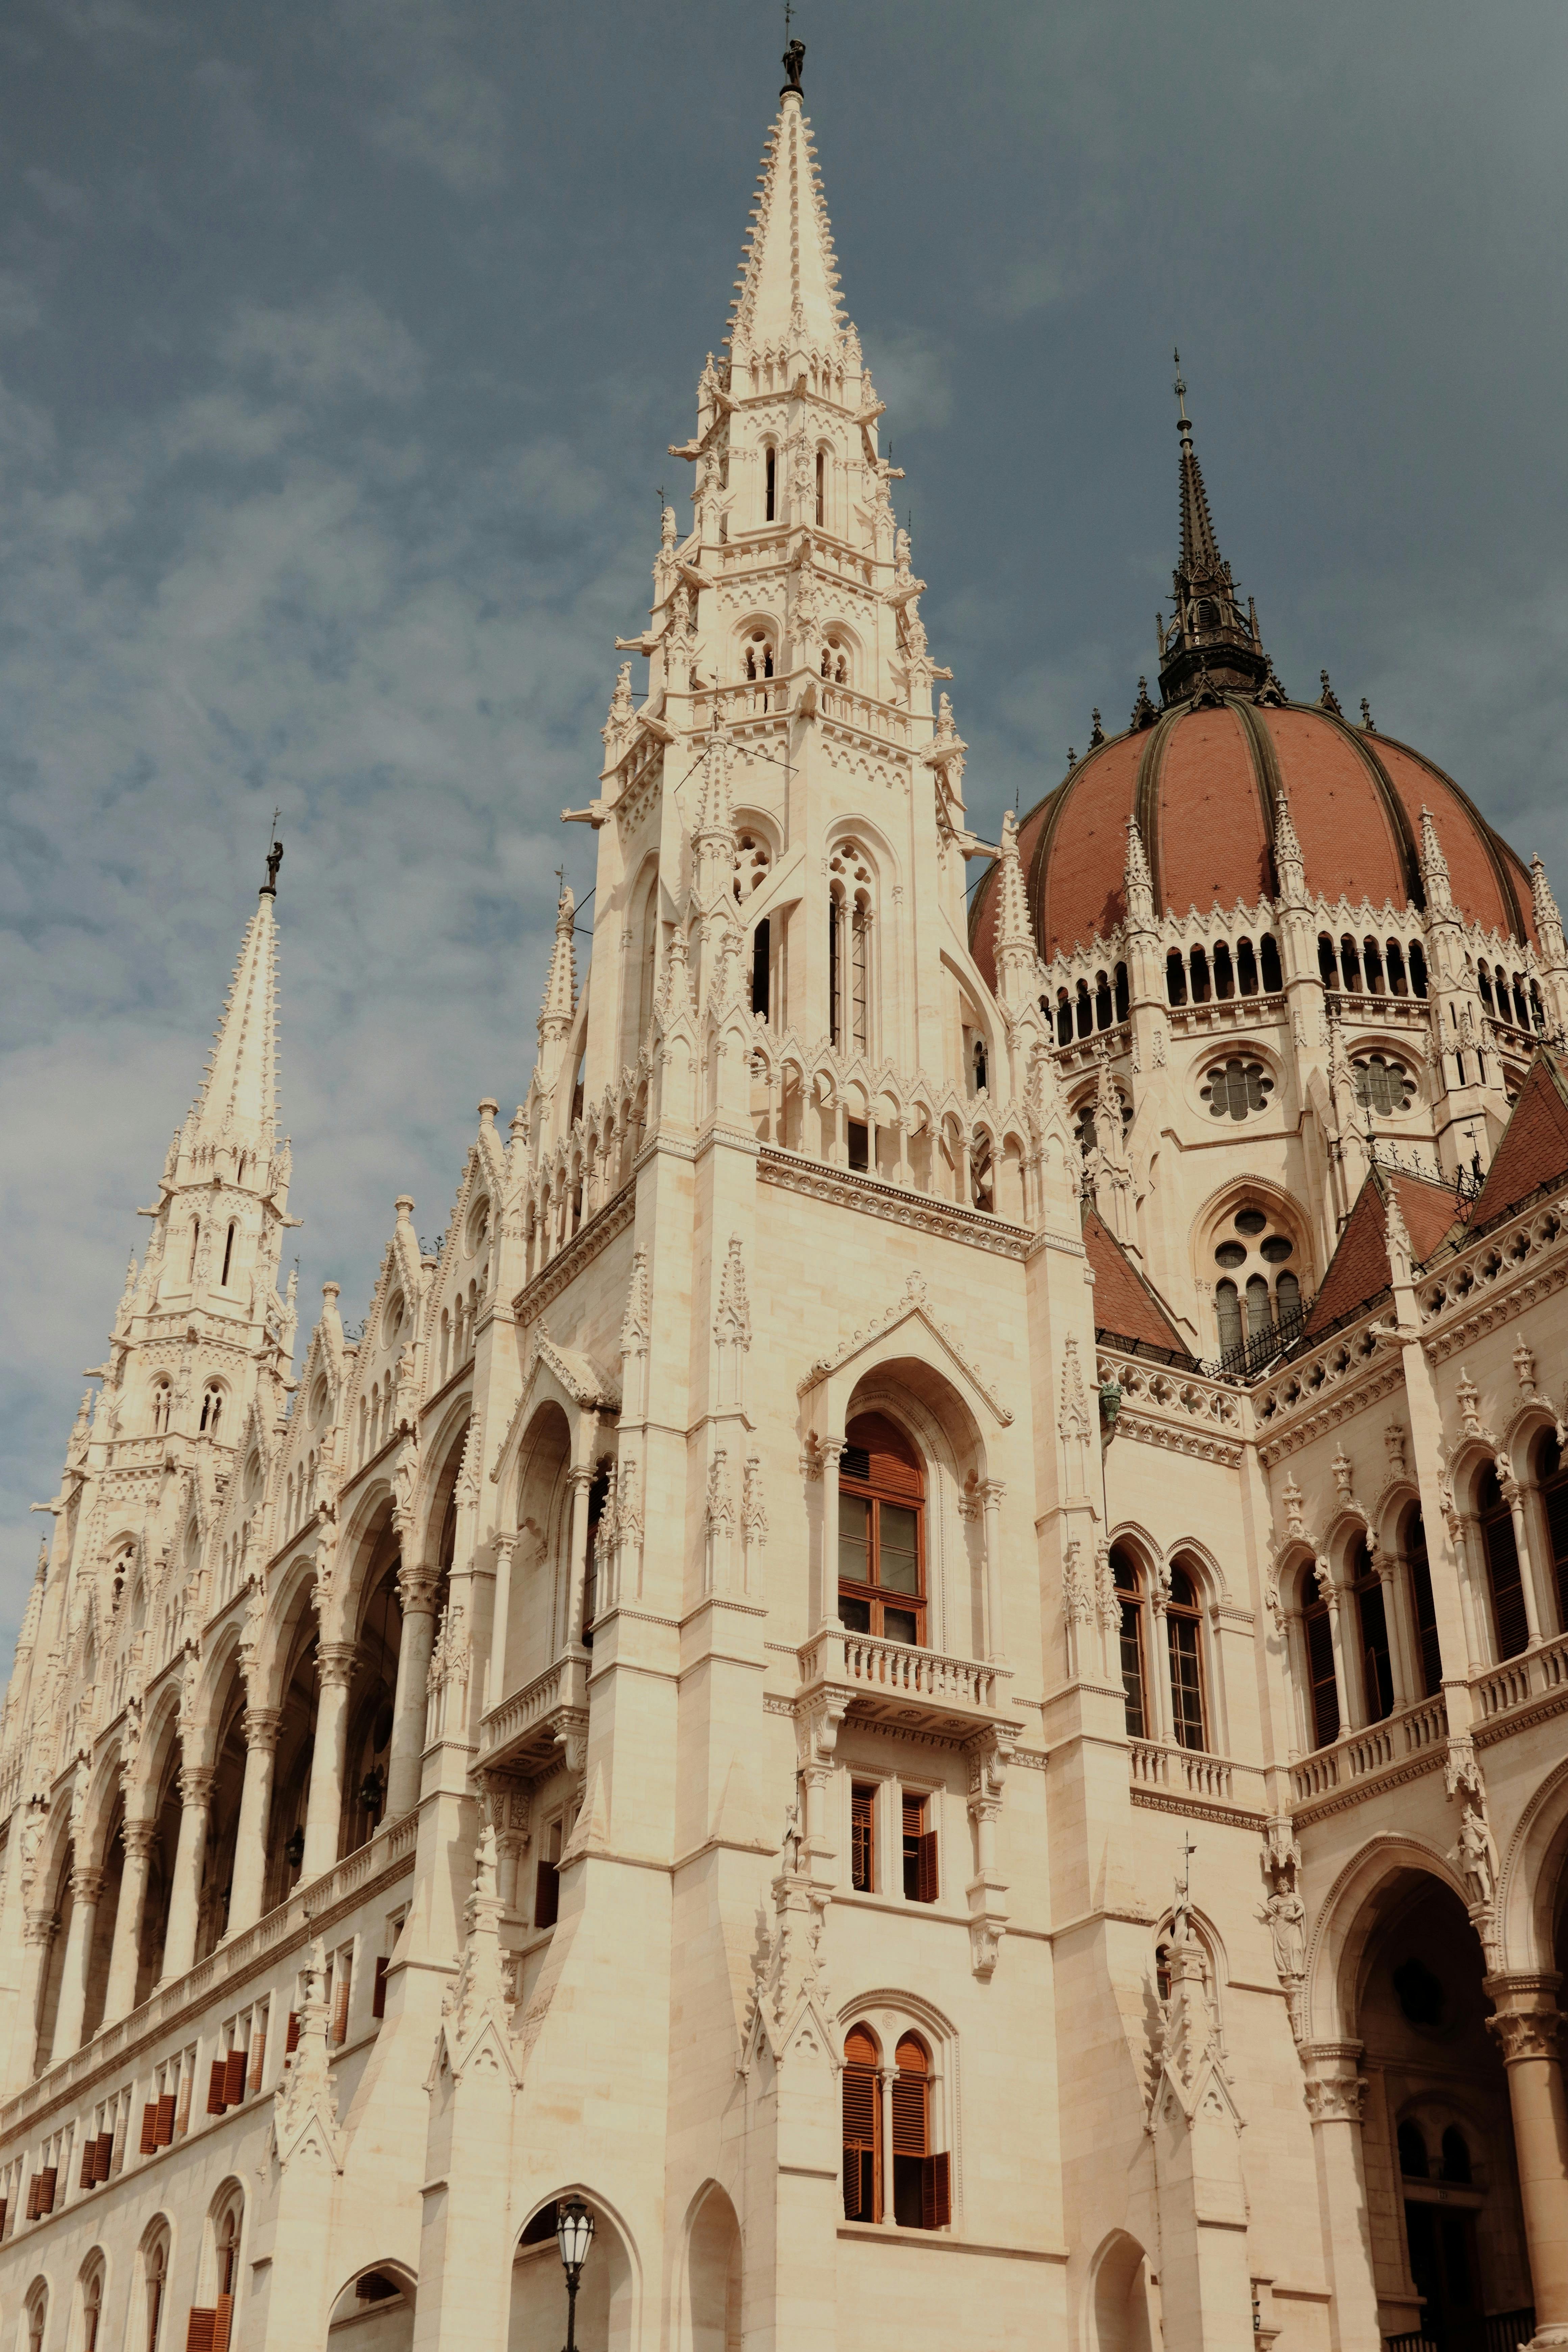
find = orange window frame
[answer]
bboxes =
[838,1453,926,1645]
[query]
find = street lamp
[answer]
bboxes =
[555,2195,595,2352]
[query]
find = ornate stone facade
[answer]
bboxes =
[3,57,1568,2352]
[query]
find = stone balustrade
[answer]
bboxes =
[795,1623,1017,1742]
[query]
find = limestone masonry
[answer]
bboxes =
[4,58,1568,2352]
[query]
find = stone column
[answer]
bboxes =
[1381,1547,1421,1710]
[1502,1473,1547,1649]
[49,1863,105,2063]
[1147,1587,1174,1743]
[484,1536,517,1716]
[980,1479,1007,1662]
[8,1911,55,2091]
[102,1822,157,2025]
[302,1645,357,1878]
[159,1766,215,1985]
[878,2064,897,2224]
[386,1569,439,1820]
[563,1467,595,1650]
[226,1710,283,1936]
[1321,1566,1353,1736]
[1301,2042,1381,2352]
[816,1440,844,1634]
[1486,1975,1568,2348]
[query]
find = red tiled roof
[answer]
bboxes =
[1373,737,1531,947]
[1036,733,1144,960]
[1255,708,1410,913]
[1157,704,1271,917]
[1303,1168,1456,1337]
[1084,1206,1192,1356]
[1469,1053,1568,1226]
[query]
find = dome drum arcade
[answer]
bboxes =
[4,40,1568,2352]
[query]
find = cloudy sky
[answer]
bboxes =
[3,0,1567,1649]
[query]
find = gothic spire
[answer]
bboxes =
[185,869,281,1153]
[1156,354,1269,708]
[537,880,578,1063]
[725,74,849,364]
[991,810,1038,1006]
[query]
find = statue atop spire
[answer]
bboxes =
[1156,354,1270,708]
[781,36,805,95]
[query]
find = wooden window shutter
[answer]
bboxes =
[1547,1481,1568,1627]
[0,2199,7,2237]
[24,2176,37,2222]
[921,2149,952,2230]
[841,2051,878,2224]
[850,1787,874,1893]
[285,2010,300,2054]
[915,1831,938,1905]
[80,2137,96,2189]
[891,2072,927,2156]
[140,2104,158,2155]
[1484,1510,1529,1658]
[844,1413,923,1499]
[185,2308,217,2352]
[155,2094,177,2147]
[93,2133,113,2184]
[1305,1608,1339,1747]
[39,2166,56,2214]
[332,1961,352,2045]
[206,2059,229,2115]
[223,2049,247,2106]
[247,2031,266,2094]
[372,1956,389,2018]
[211,2295,234,2352]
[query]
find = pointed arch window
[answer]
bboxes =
[815,447,826,525]
[1476,1464,1528,1659]
[151,1382,172,1436]
[764,445,777,523]
[891,2034,949,2227]
[199,1385,224,1436]
[1302,1570,1340,1748]
[837,1413,924,1646]
[189,1218,201,1278]
[829,841,873,1056]
[1112,1548,1146,1737]
[1404,1507,1443,1694]
[1350,1535,1393,1722]
[1536,1433,1568,1633]
[1165,1563,1206,1749]
[220,1222,237,1287]
[842,2023,881,2220]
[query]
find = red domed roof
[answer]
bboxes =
[971,692,1535,985]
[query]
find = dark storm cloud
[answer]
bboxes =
[2,0,1566,1644]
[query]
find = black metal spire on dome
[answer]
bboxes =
[1156,353,1270,708]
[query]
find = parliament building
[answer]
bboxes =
[3,53,1568,2352]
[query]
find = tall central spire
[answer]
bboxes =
[1157,353,1269,707]
[186,862,282,1154]
[726,75,848,364]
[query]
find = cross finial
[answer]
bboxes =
[1173,346,1189,425]
[1176,1831,1197,1920]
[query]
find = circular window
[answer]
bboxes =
[1353,1054,1415,1117]
[1215,1241,1246,1269]
[1260,1235,1294,1263]
[1201,1060,1274,1122]
[1234,1208,1267,1236]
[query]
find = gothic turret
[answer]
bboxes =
[1156,355,1270,706]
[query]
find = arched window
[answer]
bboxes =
[1095,970,1113,1028]
[1531,980,1546,1033]
[820,634,849,685]
[1513,974,1530,1030]
[1363,937,1385,993]
[1189,946,1211,1004]
[1236,937,1258,996]
[1476,961,1495,1013]
[220,1221,237,1287]
[1212,940,1234,1000]
[1409,941,1429,999]
[1340,935,1362,991]
[1405,1508,1443,1695]
[1114,962,1129,1021]
[1399,2120,1430,2178]
[764,445,777,523]
[815,447,826,526]
[1476,1464,1528,1659]
[25,2282,47,2352]
[1302,1568,1340,1748]
[838,1413,924,1646]
[891,2033,949,2227]
[199,1384,224,1436]
[742,629,775,684]
[1215,1279,1242,1357]
[151,1381,172,1436]
[751,917,771,1020]
[1440,2125,1472,2184]
[78,2259,105,2352]
[1076,977,1092,1038]
[583,1467,609,1648]
[189,1218,202,1277]
[1166,950,1188,1007]
[842,2023,881,2219]
[828,841,873,1056]
[1112,1548,1146,1736]
[1350,1536,1393,1722]
[1259,933,1283,992]
[1319,935,1339,988]
[1536,1432,1568,1633]
[1166,1564,1206,1749]
[1387,938,1408,995]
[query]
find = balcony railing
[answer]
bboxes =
[795,1625,1017,1742]
[477,1652,589,1775]
[1129,1739,1260,1809]
[1474,1631,1568,1725]
[1290,1692,1448,1809]
[1386,2313,1533,2352]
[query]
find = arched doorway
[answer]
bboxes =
[1356,1873,1534,2345]
[326,2262,415,2351]
[509,2195,634,2352]
[684,2184,741,2352]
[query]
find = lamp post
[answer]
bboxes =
[555,2194,595,2352]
